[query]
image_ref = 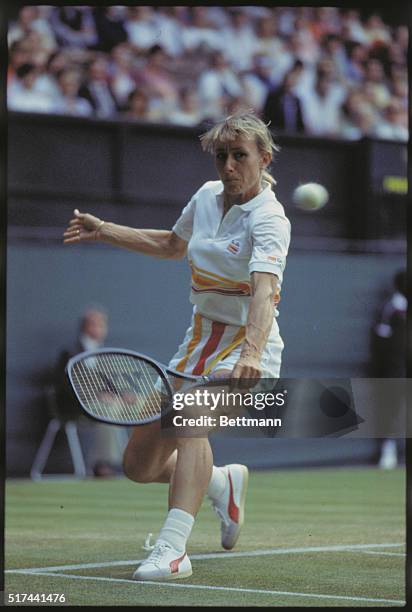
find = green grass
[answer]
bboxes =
[5,467,406,607]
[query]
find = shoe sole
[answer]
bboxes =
[222,464,249,550]
[133,568,193,581]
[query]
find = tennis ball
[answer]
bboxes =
[293,183,329,211]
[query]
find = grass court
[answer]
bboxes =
[5,467,405,606]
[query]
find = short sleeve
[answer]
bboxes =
[248,210,291,284]
[171,197,196,242]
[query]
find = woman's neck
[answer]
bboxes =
[223,184,264,211]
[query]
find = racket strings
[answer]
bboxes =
[70,353,169,424]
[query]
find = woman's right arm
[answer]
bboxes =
[63,209,187,260]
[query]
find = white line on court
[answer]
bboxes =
[6,542,404,574]
[7,570,405,605]
[355,550,406,557]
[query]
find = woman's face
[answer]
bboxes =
[214,136,271,205]
[59,71,81,97]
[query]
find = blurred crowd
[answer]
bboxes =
[8,6,408,141]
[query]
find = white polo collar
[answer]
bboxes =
[216,181,272,212]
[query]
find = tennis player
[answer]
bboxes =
[63,111,291,581]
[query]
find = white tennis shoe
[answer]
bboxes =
[133,541,192,581]
[211,464,249,550]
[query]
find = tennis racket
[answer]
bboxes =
[66,348,218,426]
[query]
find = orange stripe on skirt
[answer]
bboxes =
[174,313,203,372]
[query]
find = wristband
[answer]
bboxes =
[95,220,105,239]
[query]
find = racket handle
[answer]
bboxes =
[202,374,231,384]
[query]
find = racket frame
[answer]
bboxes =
[65,347,210,426]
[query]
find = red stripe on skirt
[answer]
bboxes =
[192,321,226,375]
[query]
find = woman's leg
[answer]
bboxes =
[123,410,214,516]
[169,437,213,515]
[123,419,177,483]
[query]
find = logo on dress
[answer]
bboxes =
[227,239,240,254]
[267,255,283,265]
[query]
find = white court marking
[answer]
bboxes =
[6,570,405,605]
[6,542,404,574]
[355,550,406,557]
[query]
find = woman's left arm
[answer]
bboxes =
[231,271,278,384]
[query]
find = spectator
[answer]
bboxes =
[222,9,257,72]
[8,5,56,52]
[374,100,408,142]
[310,7,341,42]
[8,6,38,46]
[389,62,407,86]
[35,50,70,100]
[262,64,305,133]
[153,7,186,58]
[54,307,126,477]
[242,53,276,113]
[9,27,51,71]
[124,6,160,52]
[262,34,297,89]
[197,51,243,121]
[390,75,408,111]
[123,88,159,123]
[277,7,297,37]
[206,6,232,29]
[8,40,32,85]
[344,41,367,84]
[182,7,222,54]
[78,57,119,118]
[50,6,98,49]
[299,69,345,136]
[253,13,284,61]
[54,68,93,117]
[341,9,368,45]
[363,14,392,47]
[8,63,56,113]
[339,90,378,139]
[393,25,408,58]
[320,34,350,81]
[298,57,346,101]
[290,16,320,65]
[387,40,408,66]
[168,88,203,126]
[6,6,408,142]
[135,45,179,116]
[363,59,391,110]
[372,270,407,376]
[92,6,128,53]
[370,270,407,469]
[109,43,137,108]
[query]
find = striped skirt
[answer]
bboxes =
[168,310,284,378]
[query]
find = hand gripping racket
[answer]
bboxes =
[66,348,216,426]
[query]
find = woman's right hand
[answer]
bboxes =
[63,209,105,244]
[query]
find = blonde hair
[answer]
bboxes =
[199,111,280,186]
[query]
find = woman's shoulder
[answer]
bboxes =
[192,180,223,199]
[252,191,290,221]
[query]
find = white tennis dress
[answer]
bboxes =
[169,180,291,378]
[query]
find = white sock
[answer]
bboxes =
[207,465,227,501]
[157,508,194,552]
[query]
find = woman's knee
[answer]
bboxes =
[122,427,176,483]
[122,449,157,483]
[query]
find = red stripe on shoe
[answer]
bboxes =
[227,472,239,523]
[169,552,187,574]
[192,321,226,375]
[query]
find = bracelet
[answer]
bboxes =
[95,220,105,239]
